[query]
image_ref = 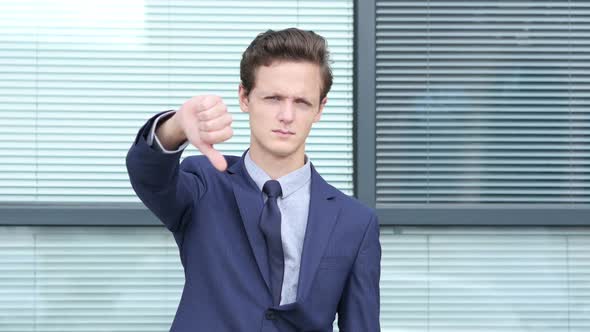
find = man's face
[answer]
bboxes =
[239,61,326,160]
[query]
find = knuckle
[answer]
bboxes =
[197,111,209,122]
[209,132,221,143]
[200,131,211,142]
[199,95,219,109]
[211,95,222,103]
[201,121,212,131]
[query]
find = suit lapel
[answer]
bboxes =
[296,164,341,302]
[228,153,271,294]
[228,154,342,305]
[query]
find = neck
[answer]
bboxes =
[248,145,305,180]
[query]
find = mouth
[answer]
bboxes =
[272,129,295,137]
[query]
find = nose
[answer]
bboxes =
[278,100,295,123]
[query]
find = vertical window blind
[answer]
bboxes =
[375,1,590,205]
[0,0,354,204]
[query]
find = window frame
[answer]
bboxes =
[354,0,590,226]
[0,202,160,226]
[3,0,589,226]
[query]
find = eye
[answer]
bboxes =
[296,99,312,107]
[265,96,280,101]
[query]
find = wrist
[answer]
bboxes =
[170,112,187,141]
[156,112,187,149]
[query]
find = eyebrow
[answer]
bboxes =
[264,93,313,106]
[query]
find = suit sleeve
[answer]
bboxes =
[337,213,382,331]
[147,110,190,153]
[125,111,207,234]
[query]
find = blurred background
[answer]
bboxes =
[0,0,588,331]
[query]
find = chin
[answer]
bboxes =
[262,142,301,159]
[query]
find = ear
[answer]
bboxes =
[238,84,250,113]
[313,97,327,123]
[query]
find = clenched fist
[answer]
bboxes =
[157,95,233,171]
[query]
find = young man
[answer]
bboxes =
[126,28,381,331]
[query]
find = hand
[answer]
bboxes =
[172,95,234,171]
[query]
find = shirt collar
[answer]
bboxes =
[244,150,311,198]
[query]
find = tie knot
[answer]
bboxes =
[263,180,282,198]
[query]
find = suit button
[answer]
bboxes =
[265,309,277,320]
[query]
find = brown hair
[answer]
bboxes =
[240,28,333,101]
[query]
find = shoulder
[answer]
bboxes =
[311,165,377,230]
[338,190,377,222]
[323,181,378,232]
[320,182,380,256]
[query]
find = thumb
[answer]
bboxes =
[196,142,227,172]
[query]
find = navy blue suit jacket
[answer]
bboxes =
[126,113,381,331]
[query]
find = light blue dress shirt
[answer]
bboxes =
[149,111,312,305]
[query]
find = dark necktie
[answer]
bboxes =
[259,180,284,306]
